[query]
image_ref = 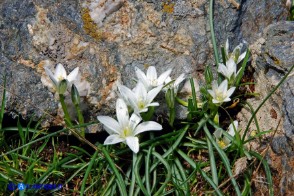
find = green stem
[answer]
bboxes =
[59,94,73,126]
[242,64,294,142]
[74,103,85,137]
[209,0,220,66]
[129,152,137,196]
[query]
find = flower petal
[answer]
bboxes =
[157,69,172,85]
[214,128,223,139]
[134,121,162,136]
[237,52,246,64]
[207,89,216,98]
[45,67,58,87]
[67,67,79,83]
[116,99,130,128]
[227,58,237,76]
[147,85,162,104]
[97,116,120,134]
[126,136,139,153]
[218,63,229,78]
[135,67,149,89]
[228,120,238,137]
[219,80,228,92]
[118,84,138,111]
[146,66,157,82]
[54,64,67,80]
[104,135,125,145]
[226,86,236,98]
[225,39,229,57]
[129,113,142,131]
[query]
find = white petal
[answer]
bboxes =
[147,85,162,104]
[104,135,125,145]
[223,137,231,146]
[208,89,216,98]
[129,113,142,131]
[237,52,246,64]
[223,97,231,102]
[228,120,238,136]
[126,136,139,153]
[212,99,221,104]
[147,102,159,107]
[211,80,218,91]
[134,82,147,101]
[118,85,138,111]
[135,67,149,89]
[116,99,130,128]
[219,80,228,92]
[227,58,237,75]
[134,121,162,135]
[218,63,229,78]
[44,67,58,87]
[54,64,67,80]
[225,39,229,57]
[67,67,79,83]
[174,73,186,89]
[97,116,120,134]
[146,66,157,81]
[214,128,222,139]
[157,69,172,85]
[226,87,236,98]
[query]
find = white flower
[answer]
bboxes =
[118,82,162,114]
[218,58,240,81]
[214,120,238,149]
[224,39,246,64]
[45,63,79,93]
[97,99,162,153]
[163,73,186,93]
[208,80,236,104]
[135,66,172,90]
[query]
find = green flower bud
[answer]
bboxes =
[165,88,175,109]
[58,79,68,94]
[71,84,80,106]
[205,66,213,85]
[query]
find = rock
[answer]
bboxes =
[237,21,294,195]
[0,0,289,133]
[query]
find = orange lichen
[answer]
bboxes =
[81,8,105,41]
[162,0,174,14]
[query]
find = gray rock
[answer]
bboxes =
[0,0,289,130]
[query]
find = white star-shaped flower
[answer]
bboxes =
[208,80,236,104]
[224,39,246,64]
[135,66,172,90]
[44,63,79,93]
[218,58,241,81]
[97,99,162,153]
[118,82,162,114]
[214,121,238,149]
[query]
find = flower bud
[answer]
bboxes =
[71,84,80,105]
[58,79,68,94]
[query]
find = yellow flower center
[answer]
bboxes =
[215,91,225,102]
[57,75,65,81]
[137,99,145,110]
[150,79,158,86]
[122,127,131,137]
[217,140,227,149]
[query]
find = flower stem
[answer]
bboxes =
[74,103,85,137]
[129,152,137,196]
[59,94,73,127]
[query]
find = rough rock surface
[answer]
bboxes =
[0,0,288,127]
[237,21,294,195]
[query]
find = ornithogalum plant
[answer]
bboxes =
[97,98,162,153]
